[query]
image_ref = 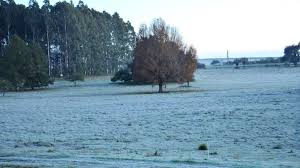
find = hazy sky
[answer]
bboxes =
[18,0,300,58]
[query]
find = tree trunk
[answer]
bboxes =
[7,24,10,42]
[59,56,63,77]
[158,82,163,93]
[106,53,110,75]
[46,25,51,77]
[187,81,190,87]
[25,26,27,41]
[57,27,63,76]
[64,15,69,70]
[32,26,35,42]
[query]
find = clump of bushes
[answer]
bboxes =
[111,63,133,83]
[0,79,13,96]
[66,73,84,86]
[197,63,206,69]
[211,60,220,65]
[111,69,132,83]
[198,144,208,150]
[209,151,218,155]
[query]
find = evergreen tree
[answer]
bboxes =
[42,0,52,76]
[23,42,50,89]
[282,44,300,66]
[0,35,50,90]
[1,35,30,89]
[25,0,43,42]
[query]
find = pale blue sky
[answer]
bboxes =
[17,0,300,58]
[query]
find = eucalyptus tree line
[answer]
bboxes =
[0,0,136,78]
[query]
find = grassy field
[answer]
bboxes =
[0,67,299,168]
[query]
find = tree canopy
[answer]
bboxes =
[132,18,197,92]
[282,43,300,66]
[0,35,50,90]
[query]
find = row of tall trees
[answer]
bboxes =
[0,0,135,78]
[132,19,197,92]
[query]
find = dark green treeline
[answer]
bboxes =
[0,0,136,77]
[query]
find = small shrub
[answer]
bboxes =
[67,73,84,86]
[198,144,208,150]
[47,149,55,153]
[209,151,218,155]
[145,150,161,157]
[273,144,282,149]
[48,77,55,85]
[153,150,160,156]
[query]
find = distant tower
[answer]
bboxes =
[227,50,229,62]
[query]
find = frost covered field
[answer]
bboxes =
[0,67,299,168]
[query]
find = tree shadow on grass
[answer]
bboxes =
[114,88,206,96]
[59,87,206,98]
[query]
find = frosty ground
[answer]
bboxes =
[0,67,299,168]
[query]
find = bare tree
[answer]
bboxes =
[132,18,197,93]
[179,46,197,86]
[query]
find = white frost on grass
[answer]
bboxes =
[0,67,299,168]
